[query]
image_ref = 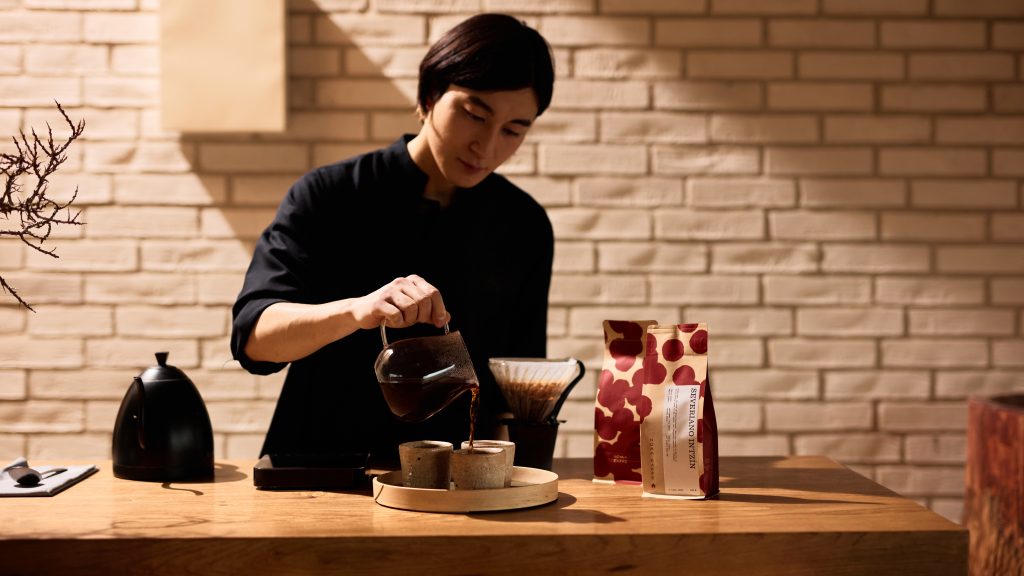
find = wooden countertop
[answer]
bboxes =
[1,456,966,576]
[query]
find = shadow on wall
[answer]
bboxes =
[173,3,424,361]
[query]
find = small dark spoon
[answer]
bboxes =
[10,466,67,487]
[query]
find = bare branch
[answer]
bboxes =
[0,101,84,310]
[0,275,34,312]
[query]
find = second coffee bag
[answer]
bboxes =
[639,323,718,499]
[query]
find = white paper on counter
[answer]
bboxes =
[0,465,98,497]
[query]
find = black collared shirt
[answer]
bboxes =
[231,136,553,464]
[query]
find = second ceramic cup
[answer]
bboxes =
[450,447,506,490]
[398,440,452,489]
[461,440,515,486]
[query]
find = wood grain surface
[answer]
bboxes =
[965,395,1024,576]
[0,456,967,576]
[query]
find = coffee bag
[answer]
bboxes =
[639,323,718,499]
[594,320,657,483]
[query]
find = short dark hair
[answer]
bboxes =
[417,13,555,118]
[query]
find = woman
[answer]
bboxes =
[231,14,555,465]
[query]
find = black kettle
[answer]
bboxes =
[112,352,214,481]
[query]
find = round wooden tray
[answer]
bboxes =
[372,466,558,513]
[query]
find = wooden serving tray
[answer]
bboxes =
[372,466,558,513]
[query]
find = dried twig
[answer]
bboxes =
[0,101,84,311]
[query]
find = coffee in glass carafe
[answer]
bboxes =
[374,323,479,423]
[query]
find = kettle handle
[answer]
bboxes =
[131,376,147,450]
[379,321,450,348]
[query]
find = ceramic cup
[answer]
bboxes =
[461,440,515,486]
[450,447,506,490]
[398,440,452,489]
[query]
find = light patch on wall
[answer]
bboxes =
[160,0,285,132]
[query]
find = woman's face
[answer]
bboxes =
[422,85,538,190]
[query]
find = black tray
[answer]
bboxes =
[253,453,369,490]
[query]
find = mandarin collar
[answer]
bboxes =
[382,134,430,201]
[383,133,496,210]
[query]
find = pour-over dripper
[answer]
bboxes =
[488,358,585,424]
[374,323,480,422]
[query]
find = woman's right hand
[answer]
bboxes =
[352,275,450,330]
[244,275,450,364]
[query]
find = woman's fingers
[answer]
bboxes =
[379,275,448,328]
[408,275,443,325]
[429,287,449,327]
[409,275,450,327]
[387,286,418,326]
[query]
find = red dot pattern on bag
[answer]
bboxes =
[595,407,615,440]
[636,394,652,419]
[643,333,668,385]
[597,370,625,411]
[597,320,657,483]
[599,369,646,414]
[594,430,642,481]
[673,365,697,386]
[690,330,708,354]
[595,406,639,443]
[662,338,684,362]
[609,320,644,339]
[609,336,642,371]
[678,323,699,333]
[624,378,643,404]
[643,353,667,386]
[607,321,645,371]
[631,367,644,387]
[594,442,614,477]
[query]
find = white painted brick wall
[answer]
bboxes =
[690,177,796,207]
[654,81,763,110]
[689,51,794,79]
[824,371,930,400]
[794,434,902,463]
[767,146,873,174]
[715,242,819,273]
[766,402,874,431]
[575,48,682,79]
[714,369,816,399]
[799,52,904,80]
[2,0,1021,523]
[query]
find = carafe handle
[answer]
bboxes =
[379,321,450,348]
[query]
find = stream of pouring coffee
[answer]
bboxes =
[468,388,479,450]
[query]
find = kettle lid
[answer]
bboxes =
[139,352,190,383]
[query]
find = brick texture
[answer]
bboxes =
[574,48,682,79]
[794,434,901,463]
[689,178,796,207]
[597,242,706,272]
[799,52,904,80]
[766,402,874,431]
[0,0,1017,523]
[764,275,871,305]
[689,51,793,79]
[770,19,875,47]
[712,242,820,273]
[654,81,763,110]
[825,371,930,400]
[655,19,762,47]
